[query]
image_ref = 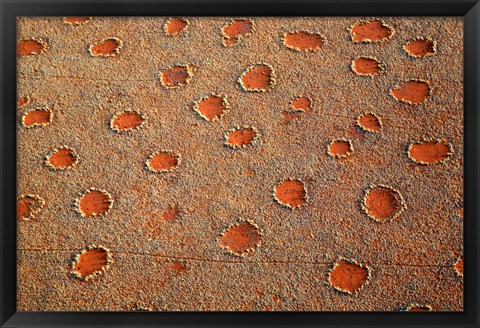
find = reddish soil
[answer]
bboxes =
[328,260,369,294]
[404,39,436,57]
[239,64,274,91]
[351,20,393,42]
[171,261,187,273]
[218,221,262,256]
[22,109,51,127]
[17,195,43,221]
[390,80,430,104]
[290,96,311,111]
[225,127,258,148]
[407,306,432,312]
[352,57,383,76]
[46,148,76,169]
[72,248,110,279]
[165,18,188,36]
[17,40,45,55]
[147,151,180,172]
[195,95,228,120]
[78,190,112,217]
[364,186,403,222]
[16,16,463,312]
[408,140,451,164]
[161,205,180,222]
[274,179,307,208]
[284,32,324,51]
[89,38,121,57]
[328,140,352,158]
[281,110,302,123]
[64,17,91,25]
[111,111,145,131]
[161,66,190,88]
[17,96,30,108]
[454,257,464,276]
[357,113,382,132]
[222,19,253,46]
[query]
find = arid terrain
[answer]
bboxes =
[17,16,463,311]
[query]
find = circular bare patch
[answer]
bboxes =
[22,108,53,128]
[110,110,146,132]
[362,185,406,222]
[17,96,31,109]
[273,179,308,208]
[88,38,123,57]
[45,146,79,170]
[17,39,48,55]
[170,260,187,273]
[350,19,394,43]
[217,219,262,257]
[193,94,229,121]
[63,17,92,26]
[454,256,463,277]
[390,80,431,104]
[222,19,254,47]
[164,17,189,36]
[404,304,433,312]
[351,57,385,76]
[238,64,276,92]
[283,31,325,52]
[76,188,113,218]
[328,259,370,294]
[224,126,259,149]
[70,245,112,281]
[404,38,436,58]
[290,96,312,111]
[327,139,353,158]
[356,113,382,132]
[161,204,180,222]
[146,150,181,173]
[17,194,45,221]
[160,65,192,89]
[407,139,452,165]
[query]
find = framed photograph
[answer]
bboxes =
[1,0,479,327]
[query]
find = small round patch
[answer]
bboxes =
[193,94,230,121]
[390,80,431,104]
[88,37,123,57]
[70,245,113,281]
[407,139,452,165]
[328,259,370,294]
[17,194,45,221]
[217,219,262,257]
[356,113,382,132]
[75,188,113,218]
[283,31,325,52]
[361,185,406,223]
[238,64,276,92]
[327,139,354,158]
[273,178,308,209]
[403,38,436,58]
[45,146,79,170]
[224,126,259,149]
[22,107,53,128]
[110,110,146,132]
[146,150,181,173]
[164,17,189,36]
[350,19,394,43]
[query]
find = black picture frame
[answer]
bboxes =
[1,0,479,327]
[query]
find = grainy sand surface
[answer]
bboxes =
[17,16,463,311]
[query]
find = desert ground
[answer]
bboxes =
[17,16,463,311]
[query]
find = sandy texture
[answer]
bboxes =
[16,16,463,311]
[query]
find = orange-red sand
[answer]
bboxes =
[17,16,463,312]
